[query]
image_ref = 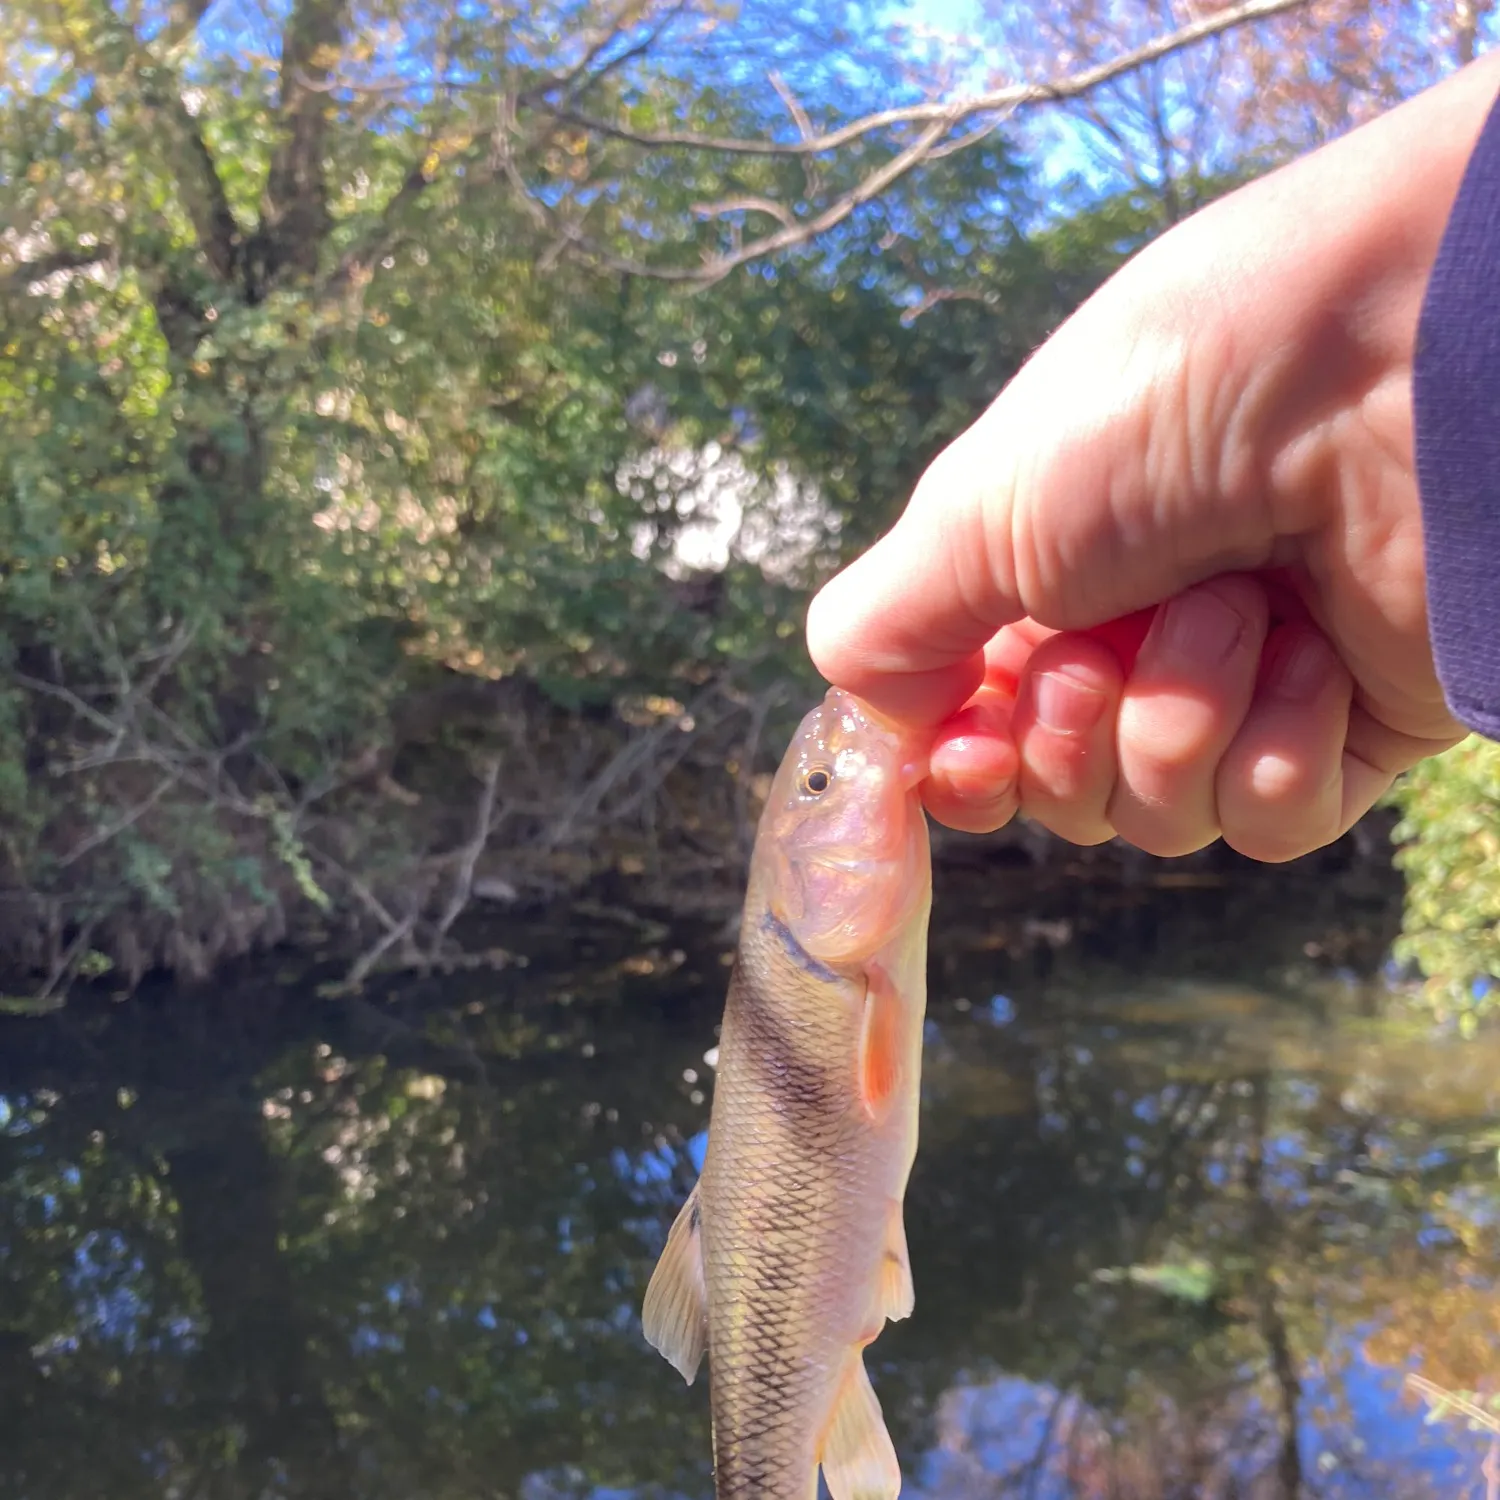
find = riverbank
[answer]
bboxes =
[0,657,1406,1008]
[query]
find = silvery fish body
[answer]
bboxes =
[643,688,932,1500]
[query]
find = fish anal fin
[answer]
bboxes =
[819,1355,901,1500]
[877,1203,914,1324]
[641,1183,708,1384]
[858,966,902,1119]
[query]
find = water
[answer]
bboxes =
[1,856,1497,1499]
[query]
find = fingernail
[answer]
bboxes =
[1152,590,1248,669]
[1272,635,1332,702]
[1034,670,1108,736]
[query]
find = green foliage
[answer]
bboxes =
[3,0,1482,1006]
[1390,737,1500,1034]
[0,0,1161,985]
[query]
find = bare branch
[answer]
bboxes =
[326,0,1311,299]
[426,755,505,962]
[768,68,824,198]
[325,155,437,294]
[925,113,1017,163]
[57,775,180,868]
[1405,1374,1500,1436]
[12,672,124,741]
[543,0,1310,158]
[522,0,694,106]
[690,194,798,229]
[768,69,816,142]
[899,285,998,324]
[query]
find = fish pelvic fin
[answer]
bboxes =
[819,1355,901,1500]
[641,1182,708,1384]
[858,965,902,1120]
[877,1203,914,1324]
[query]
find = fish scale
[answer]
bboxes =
[702,917,898,1497]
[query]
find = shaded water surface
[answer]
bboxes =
[2,858,1498,1499]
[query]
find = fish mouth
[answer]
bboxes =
[821,689,932,790]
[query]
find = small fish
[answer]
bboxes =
[643,687,932,1500]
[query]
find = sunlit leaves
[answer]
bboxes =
[1391,737,1500,1032]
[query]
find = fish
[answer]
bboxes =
[642,686,932,1500]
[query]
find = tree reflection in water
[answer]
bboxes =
[0,862,1496,1499]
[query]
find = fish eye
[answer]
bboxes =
[800,764,833,797]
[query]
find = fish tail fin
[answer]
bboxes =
[641,1183,708,1384]
[819,1355,901,1500]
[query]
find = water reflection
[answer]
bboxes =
[0,863,1496,1498]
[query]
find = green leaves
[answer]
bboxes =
[1390,737,1500,1033]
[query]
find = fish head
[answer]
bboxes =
[757,687,930,968]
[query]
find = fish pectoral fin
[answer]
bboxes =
[641,1183,708,1384]
[877,1203,914,1324]
[819,1356,901,1500]
[858,965,902,1119]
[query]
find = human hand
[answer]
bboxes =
[807,55,1500,861]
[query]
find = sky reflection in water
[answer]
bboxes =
[0,864,1496,1499]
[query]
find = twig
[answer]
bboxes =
[426,755,505,962]
[57,774,180,867]
[35,922,97,1006]
[733,680,788,856]
[768,69,823,199]
[12,672,123,741]
[1405,1374,1500,1434]
[339,908,420,992]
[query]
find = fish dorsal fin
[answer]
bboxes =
[858,967,902,1120]
[877,1204,914,1324]
[641,1183,708,1384]
[819,1356,901,1500]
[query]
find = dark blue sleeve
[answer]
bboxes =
[1413,83,1500,742]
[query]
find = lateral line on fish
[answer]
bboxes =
[760,909,842,983]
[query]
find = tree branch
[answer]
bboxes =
[542,0,1310,157]
[158,0,217,55]
[321,0,1310,300]
[689,194,797,229]
[520,0,693,107]
[1,245,117,297]
[64,0,241,284]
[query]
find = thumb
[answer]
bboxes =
[807,361,1257,725]
[807,221,1291,724]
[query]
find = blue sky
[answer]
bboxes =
[882,0,1106,192]
[900,0,981,29]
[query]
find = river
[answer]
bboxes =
[1,851,1496,1499]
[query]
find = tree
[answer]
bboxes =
[2,0,1488,994]
[2,0,1241,989]
[979,0,1498,223]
